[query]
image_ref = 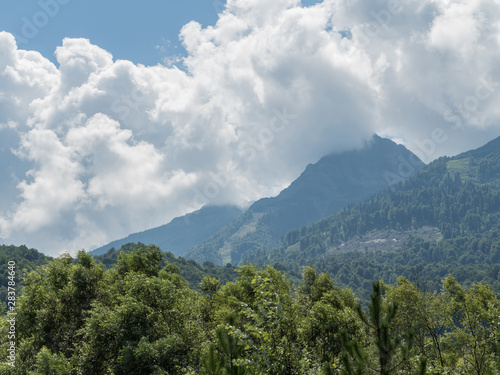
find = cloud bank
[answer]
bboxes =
[1,0,500,255]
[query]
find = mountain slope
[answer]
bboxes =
[185,135,425,265]
[250,134,424,237]
[248,134,500,297]
[278,134,500,256]
[90,205,243,256]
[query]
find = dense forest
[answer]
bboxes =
[2,244,500,374]
[186,138,500,286]
[244,152,500,299]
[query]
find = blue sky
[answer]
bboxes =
[0,0,322,66]
[1,0,499,256]
[0,0,223,66]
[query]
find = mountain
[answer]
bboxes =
[185,135,425,265]
[247,134,500,297]
[90,205,243,256]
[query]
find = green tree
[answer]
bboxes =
[76,257,203,374]
[298,267,362,365]
[215,314,247,375]
[27,346,72,375]
[386,277,450,372]
[342,281,414,375]
[201,343,225,375]
[200,276,221,300]
[116,244,162,277]
[15,251,104,373]
[215,265,301,374]
[442,276,500,374]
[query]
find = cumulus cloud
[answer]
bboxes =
[0,0,500,255]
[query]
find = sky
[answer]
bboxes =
[1,0,500,257]
[0,0,224,66]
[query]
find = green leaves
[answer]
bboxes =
[10,252,500,374]
[342,281,415,375]
[76,272,202,374]
[441,277,500,374]
[200,276,221,299]
[28,346,72,375]
[117,245,163,277]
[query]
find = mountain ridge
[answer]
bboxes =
[90,205,243,256]
[244,134,500,295]
[185,134,425,265]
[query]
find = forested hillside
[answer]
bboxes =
[186,135,424,265]
[247,136,500,298]
[2,245,499,374]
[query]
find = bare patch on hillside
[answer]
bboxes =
[325,226,442,255]
[220,212,265,263]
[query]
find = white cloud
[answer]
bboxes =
[1,0,500,256]
[55,38,114,92]
[0,128,83,233]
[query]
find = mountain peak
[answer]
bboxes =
[186,135,425,265]
[251,134,424,217]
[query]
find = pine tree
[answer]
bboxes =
[341,281,414,374]
[215,314,246,375]
[201,343,224,375]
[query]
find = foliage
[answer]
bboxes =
[247,148,500,300]
[7,246,500,374]
[342,281,414,374]
[93,242,239,290]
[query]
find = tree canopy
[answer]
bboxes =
[2,245,500,374]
